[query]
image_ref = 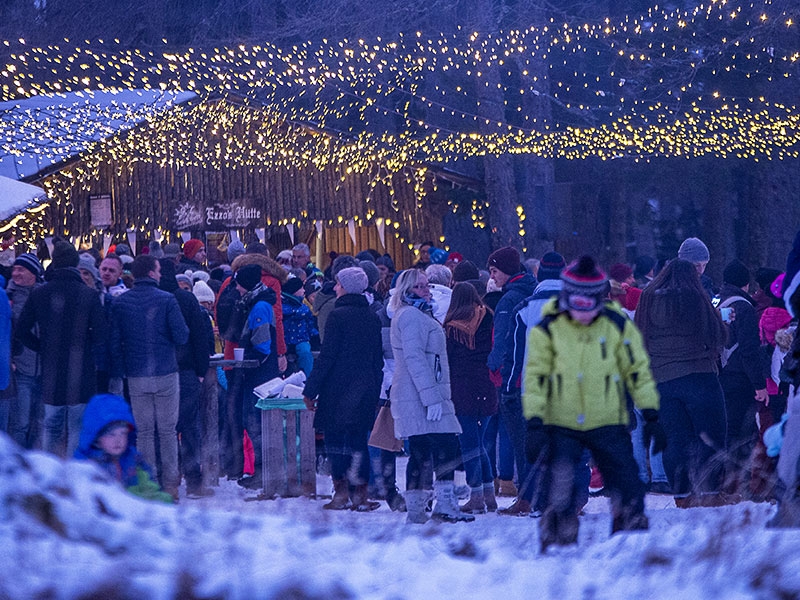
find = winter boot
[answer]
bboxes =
[323,479,352,510]
[460,487,487,514]
[351,484,381,512]
[767,492,800,528]
[497,498,532,516]
[483,483,498,512]
[405,490,430,524]
[432,481,476,523]
[386,487,407,512]
[496,479,518,497]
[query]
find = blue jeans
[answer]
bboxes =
[10,373,42,449]
[43,403,86,458]
[631,408,669,484]
[499,390,534,501]
[658,372,727,495]
[457,415,495,489]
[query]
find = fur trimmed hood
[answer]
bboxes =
[231,253,288,284]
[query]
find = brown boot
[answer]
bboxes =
[497,498,531,516]
[323,479,352,510]
[496,479,518,497]
[351,484,380,512]
[460,488,487,514]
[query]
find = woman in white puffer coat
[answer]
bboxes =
[390,269,473,524]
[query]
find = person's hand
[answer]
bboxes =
[642,409,668,454]
[278,355,288,373]
[303,396,317,411]
[525,417,549,464]
[755,388,769,406]
[426,403,443,421]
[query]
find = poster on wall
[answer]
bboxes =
[89,194,113,228]
[205,231,228,266]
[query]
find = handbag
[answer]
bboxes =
[368,400,403,452]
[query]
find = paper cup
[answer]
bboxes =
[233,348,245,361]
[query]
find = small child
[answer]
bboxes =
[523,256,665,551]
[74,394,173,503]
[282,274,319,375]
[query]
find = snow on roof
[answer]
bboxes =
[0,89,197,181]
[0,175,47,221]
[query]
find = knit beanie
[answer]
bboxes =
[487,246,521,276]
[183,239,205,260]
[13,253,44,281]
[355,250,377,263]
[235,263,263,291]
[336,267,368,294]
[376,254,396,272]
[537,252,566,281]
[282,275,304,295]
[428,247,448,265]
[677,237,710,264]
[559,256,609,312]
[359,260,380,288]
[633,255,656,280]
[175,274,192,289]
[148,241,164,259]
[163,242,181,259]
[78,253,100,282]
[448,252,464,264]
[115,243,131,257]
[227,240,246,263]
[193,280,216,304]
[452,260,480,283]
[609,263,634,283]
[51,242,80,269]
[723,259,750,288]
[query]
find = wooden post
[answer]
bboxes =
[201,366,219,487]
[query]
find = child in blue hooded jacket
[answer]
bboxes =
[74,394,173,503]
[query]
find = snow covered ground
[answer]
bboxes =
[1,431,799,600]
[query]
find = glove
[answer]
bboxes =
[525,417,549,464]
[426,403,443,421]
[642,409,668,454]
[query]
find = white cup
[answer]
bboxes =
[233,348,245,361]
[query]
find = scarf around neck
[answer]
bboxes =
[402,292,435,317]
[445,304,486,350]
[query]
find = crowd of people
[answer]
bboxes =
[1,230,799,549]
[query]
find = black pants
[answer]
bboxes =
[546,425,645,522]
[325,427,371,484]
[177,370,203,489]
[406,433,461,491]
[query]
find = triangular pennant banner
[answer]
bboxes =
[376,218,386,249]
[180,231,192,244]
[315,220,323,239]
[44,236,54,260]
[126,229,137,255]
[254,228,266,244]
[286,223,295,244]
[229,229,240,243]
[71,236,80,250]
[347,218,357,246]
[103,233,113,256]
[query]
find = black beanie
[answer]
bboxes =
[537,252,566,281]
[282,276,304,295]
[51,242,80,269]
[452,260,480,283]
[723,259,750,288]
[235,263,263,291]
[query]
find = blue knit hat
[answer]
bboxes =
[13,253,44,281]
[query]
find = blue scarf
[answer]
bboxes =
[402,292,434,316]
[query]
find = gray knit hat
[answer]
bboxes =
[677,237,710,264]
[359,260,380,288]
[227,240,246,263]
[336,267,368,294]
[78,253,100,282]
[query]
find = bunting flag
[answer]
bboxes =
[155,229,164,242]
[229,229,240,243]
[71,236,80,250]
[315,220,323,239]
[44,236,54,259]
[180,231,192,244]
[103,233,113,256]
[375,218,386,249]
[126,229,137,255]
[254,227,266,244]
[347,218,356,246]
[286,222,295,244]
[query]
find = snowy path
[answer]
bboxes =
[1,434,799,600]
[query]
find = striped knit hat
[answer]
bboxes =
[13,253,44,281]
[559,255,609,312]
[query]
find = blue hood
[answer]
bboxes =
[75,394,137,458]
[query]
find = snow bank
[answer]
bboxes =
[1,431,799,599]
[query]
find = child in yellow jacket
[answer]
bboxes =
[522,256,665,552]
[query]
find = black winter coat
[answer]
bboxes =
[158,272,212,377]
[446,310,498,417]
[303,294,383,432]
[16,268,106,406]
